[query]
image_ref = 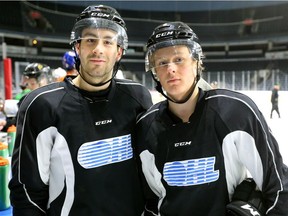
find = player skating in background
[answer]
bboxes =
[270,84,281,119]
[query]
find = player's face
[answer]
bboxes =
[153,45,198,101]
[75,28,122,86]
[26,77,40,90]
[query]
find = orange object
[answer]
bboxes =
[0,156,10,210]
[7,125,16,156]
[0,156,9,166]
[0,143,8,150]
[7,125,16,132]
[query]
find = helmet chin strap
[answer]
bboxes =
[152,62,201,104]
[73,48,121,87]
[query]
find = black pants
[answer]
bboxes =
[270,103,280,118]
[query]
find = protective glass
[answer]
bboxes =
[145,39,202,72]
[75,35,118,49]
[70,18,128,50]
[145,39,203,79]
[151,52,193,74]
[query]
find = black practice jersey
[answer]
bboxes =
[136,88,288,216]
[9,78,153,216]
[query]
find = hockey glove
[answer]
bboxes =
[226,178,267,216]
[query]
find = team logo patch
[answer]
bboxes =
[78,134,133,169]
[163,156,219,186]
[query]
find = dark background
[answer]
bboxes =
[1,1,288,75]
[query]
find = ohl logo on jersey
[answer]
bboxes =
[77,134,133,169]
[163,156,219,186]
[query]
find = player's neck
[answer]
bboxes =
[72,76,111,92]
[168,91,199,123]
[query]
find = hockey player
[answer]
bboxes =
[136,22,288,215]
[9,5,152,216]
[62,50,78,79]
[23,62,50,91]
[14,62,50,101]
[270,84,281,119]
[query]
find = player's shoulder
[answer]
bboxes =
[115,78,148,91]
[114,78,152,105]
[137,101,164,124]
[19,82,65,108]
[206,88,254,103]
[204,88,259,114]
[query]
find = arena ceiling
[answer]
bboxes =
[1,1,288,72]
[57,1,286,12]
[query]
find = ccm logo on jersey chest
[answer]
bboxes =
[95,119,112,125]
[174,141,191,147]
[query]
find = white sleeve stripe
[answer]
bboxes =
[144,206,158,216]
[137,109,159,124]
[116,81,144,86]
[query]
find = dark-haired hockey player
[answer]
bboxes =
[9,5,152,216]
[136,21,288,215]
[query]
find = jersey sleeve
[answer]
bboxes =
[217,92,288,215]
[136,107,161,216]
[115,79,153,112]
[9,92,52,215]
[256,116,288,215]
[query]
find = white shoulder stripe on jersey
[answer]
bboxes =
[136,108,159,124]
[116,81,144,86]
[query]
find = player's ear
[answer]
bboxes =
[74,43,80,54]
[116,47,123,62]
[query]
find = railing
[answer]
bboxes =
[138,69,288,91]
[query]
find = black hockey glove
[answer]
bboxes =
[226,178,267,216]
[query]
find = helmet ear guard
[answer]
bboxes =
[74,54,81,72]
[70,46,81,72]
